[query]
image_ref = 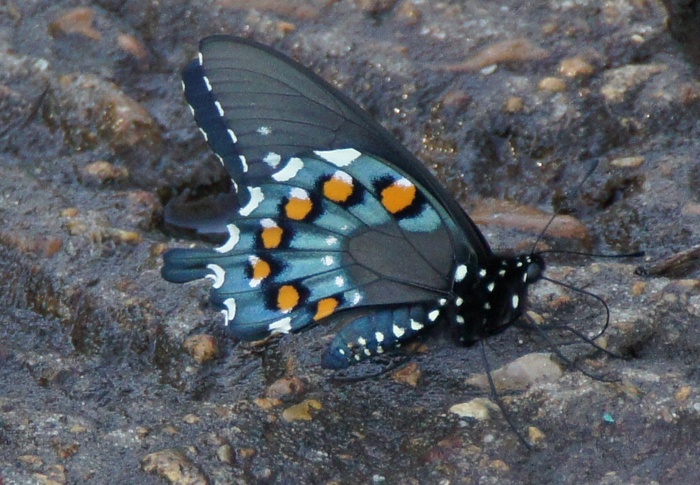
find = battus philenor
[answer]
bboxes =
[161,35,546,369]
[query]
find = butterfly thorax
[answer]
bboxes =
[449,253,545,344]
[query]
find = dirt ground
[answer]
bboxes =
[1,1,700,483]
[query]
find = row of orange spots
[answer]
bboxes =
[274,283,340,320]
[381,177,416,214]
[285,188,314,220]
[323,171,354,203]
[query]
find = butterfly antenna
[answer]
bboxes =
[540,275,611,340]
[478,340,533,450]
[530,158,599,255]
[523,313,618,383]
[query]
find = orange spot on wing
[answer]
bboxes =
[261,226,283,248]
[285,197,313,220]
[314,297,339,321]
[277,285,300,312]
[381,178,416,214]
[323,174,354,203]
[252,258,271,280]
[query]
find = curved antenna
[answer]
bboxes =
[478,340,533,450]
[530,158,599,255]
[540,275,611,341]
[522,313,618,383]
[539,249,645,259]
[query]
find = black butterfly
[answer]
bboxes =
[161,35,546,369]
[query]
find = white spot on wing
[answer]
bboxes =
[456,315,465,324]
[215,224,240,253]
[334,276,345,287]
[487,282,495,292]
[290,187,309,199]
[395,177,413,188]
[375,332,384,343]
[239,155,248,172]
[326,236,338,246]
[410,319,424,331]
[358,337,367,346]
[205,264,225,289]
[428,310,440,322]
[198,128,208,142]
[203,75,212,91]
[392,324,405,338]
[228,128,237,143]
[263,152,281,168]
[322,256,334,266]
[198,52,203,65]
[221,298,236,326]
[257,126,271,135]
[269,317,292,334]
[512,295,519,309]
[314,148,361,167]
[214,100,224,117]
[273,157,304,182]
[239,187,264,216]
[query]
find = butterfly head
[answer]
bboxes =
[451,253,546,344]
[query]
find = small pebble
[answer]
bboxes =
[449,398,496,420]
[48,7,101,40]
[281,399,322,422]
[444,38,549,72]
[610,156,644,168]
[559,56,595,78]
[183,334,218,364]
[538,76,567,93]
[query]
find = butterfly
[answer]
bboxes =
[161,35,546,370]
